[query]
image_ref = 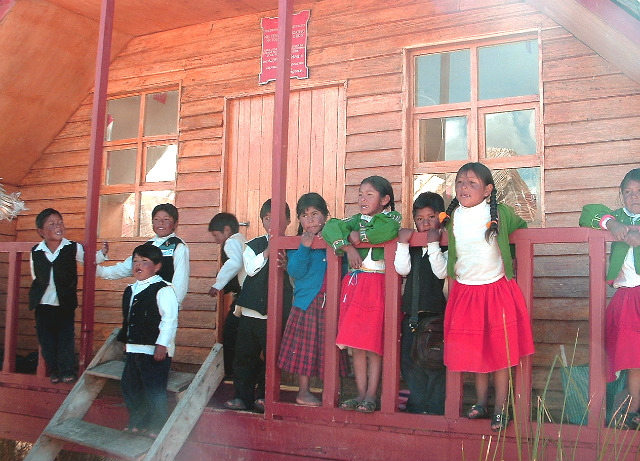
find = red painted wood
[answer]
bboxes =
[381,242,401,413]
[514,235,534,427]
[265,0,294,414]
[80,0,114,373]
[587,233,607,429]
[323,246,341,407]
[0,0,15,21]
[3,251,22,373]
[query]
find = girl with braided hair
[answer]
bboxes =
[428,162,534,431]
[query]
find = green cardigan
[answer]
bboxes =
[579,204,640,282]
[444,203,527,280]
[322,210,401,264]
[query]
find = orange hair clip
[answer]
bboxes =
[486,220,498,229]
[438,212,449,223]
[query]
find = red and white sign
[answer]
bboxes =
[259,10,310,85]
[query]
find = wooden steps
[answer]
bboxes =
[86,360,195,394]
[44,418,153,461]
[25,328,224,461]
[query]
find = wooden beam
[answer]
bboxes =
[80,0,114,372]
[526,0,640,85]
[265,0,294,413]
[0,0,15,22]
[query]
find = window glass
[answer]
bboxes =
[139,191,176,237]
[146,144,178,182]
[418,116,468,162]
[415,49,470,106]
[414,166,540,225]
[144,91,179,136]
[485,109,537,158]
[99,193,136,237]
[478,40,539,100]
[106,148,137,185]
[105,96,140,141]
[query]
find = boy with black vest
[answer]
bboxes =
[394,192,448,414]
[117,244,178,437]
[208,212,247,379]
[29,208,108,384]
[97,203,190,308]
[224,199,293,412]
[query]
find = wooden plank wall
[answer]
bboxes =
[8,0,640,418]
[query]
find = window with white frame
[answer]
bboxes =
[99,88,180,237]
[409,35,542,225]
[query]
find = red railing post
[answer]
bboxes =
[323,246,341,407]
[380,241,402,414]
[2,250,22,374]
[587,232,607,429]
[513,233,534,430]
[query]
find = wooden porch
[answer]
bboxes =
[1,227,637,461]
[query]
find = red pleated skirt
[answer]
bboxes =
[444,277,535,373]
[606,285,640,382]
[336,271,385,356]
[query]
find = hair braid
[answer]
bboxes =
[485,188,499,242]
[442,197,459,227]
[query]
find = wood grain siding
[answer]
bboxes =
[7,0,640,413]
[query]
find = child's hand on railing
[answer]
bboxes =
[343,245,362,270]
[277,249,288,269]
[624,229,640,247]
[606,220,629,241]
[397,228,413,244]
[101,241,109,256]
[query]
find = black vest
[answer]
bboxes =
[118,280,167,346]
[145,236,183,283]
[401,246,447,316]
[29,242,78,311]
[235,236,292,316]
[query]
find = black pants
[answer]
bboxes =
[223,304,240,377]
[34,304,75,377]
[233,316,266,408]
[400,314,446,414]
[122,352,172,432]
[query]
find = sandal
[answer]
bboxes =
[49,374,60,384]
[491,412,510,431]
[355,400,376,413]
[339,398,360,411]
[62,374,77,384]
[467,404,489,419]
[224,398,247,411]
[616,412,640,430]
[254,399,265,413]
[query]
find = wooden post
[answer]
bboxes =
[265,0,294,415]
[380,241,402,414]
[80,0,114,372]
[588,232,607,428]
[2,250,22,373]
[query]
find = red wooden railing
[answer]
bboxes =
[264,227,616,440]
[0,226,618,442]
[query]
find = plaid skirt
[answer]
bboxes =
[278,293,350,377]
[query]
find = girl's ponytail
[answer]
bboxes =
[441,197,459,227]
[485,187,499,242]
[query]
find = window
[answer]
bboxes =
[99,89,179,237]
[409,36,542,225]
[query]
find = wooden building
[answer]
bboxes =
[1,0,640,459]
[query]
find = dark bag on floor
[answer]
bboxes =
[411,315,445,370]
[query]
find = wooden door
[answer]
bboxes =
[224,85,346,240]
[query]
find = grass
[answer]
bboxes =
[467,329,640,461]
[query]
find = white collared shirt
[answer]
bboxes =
[30,238,107,306]
[125,274,178,357]
[96,232,190,306]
